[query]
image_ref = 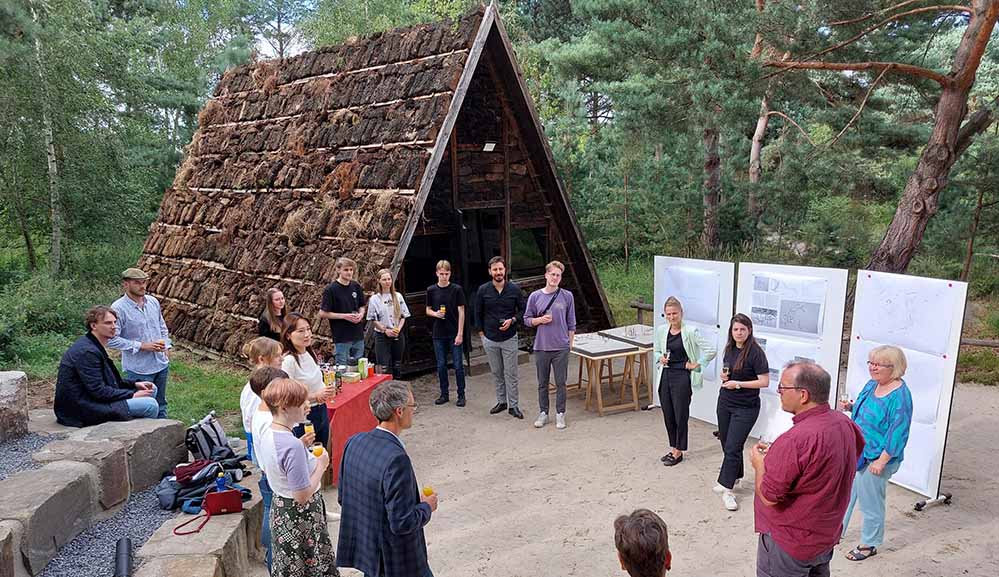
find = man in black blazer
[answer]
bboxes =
[54,305,159,427]
[337,381,438,577]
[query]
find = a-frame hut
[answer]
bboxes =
[138,4,614,372]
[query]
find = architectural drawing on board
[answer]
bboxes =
[854,276,956,356]
[752,274,826,337]
[756,335,819,395]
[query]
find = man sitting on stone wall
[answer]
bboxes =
[54,305,160,427]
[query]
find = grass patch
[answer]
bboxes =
[166,351,248,436]
[958,348,999,387]
[596,258,654,326]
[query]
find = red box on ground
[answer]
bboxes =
[326,373,391,485]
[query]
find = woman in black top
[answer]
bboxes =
[258,288,286,342]
[715,313,769,512]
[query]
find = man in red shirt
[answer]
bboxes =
[751,361,865,577]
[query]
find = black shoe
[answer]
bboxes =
[434,396,449,405]
[456,397,466,407]
[660,453,672,463]
[712,430,720,438]
[509,407,524,419]
[663,453,683,466]
[489,403,508,414]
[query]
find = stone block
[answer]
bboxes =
[0,372,28,443]
[0,461,98,574]
[32,440,129,510]
[26,410,74,437]
[138,511,249,577]
[139,488,262,577]
[68,419,187,491]
[133,555,222,577]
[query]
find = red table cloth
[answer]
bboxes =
[326,374,391,485]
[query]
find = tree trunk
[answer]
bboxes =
[623,172,630,272]
[701,125,720,253]
[30,1,62,277]
[748,92,770,216]
[961,184,985,281]
[867,1,999,272]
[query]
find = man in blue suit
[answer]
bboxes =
[337,381,438,577]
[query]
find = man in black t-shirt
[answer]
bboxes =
[318,257,367,366]
[426,260,467,406]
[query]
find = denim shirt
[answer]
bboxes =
[107,294,170,374]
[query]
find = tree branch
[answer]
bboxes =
[808,6,971,62]
[763,60,951,86]
[825,65,892,148]
[955,95,999,157]
[764,111,816,145]
[828,0,944,26]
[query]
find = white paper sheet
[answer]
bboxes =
[891,422,936,492]
[755,335,820,395]
[853,273,957,356]
[663,266,721,326]
[751,273,827,337]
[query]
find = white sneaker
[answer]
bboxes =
[555,413,566,429]
[534,412,548,428]
[722,490,739,511]
[713,479,742,494]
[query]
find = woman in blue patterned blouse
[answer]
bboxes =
[840,344,913,562]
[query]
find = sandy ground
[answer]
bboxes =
[252,354,999,577]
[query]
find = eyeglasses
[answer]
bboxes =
[866,361,894,369]
[776,385,806,393]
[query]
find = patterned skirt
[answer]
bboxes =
[270,490,339,577]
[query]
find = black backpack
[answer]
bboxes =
[185,411,230,461]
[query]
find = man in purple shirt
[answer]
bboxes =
[751,360,865,577]
[524,261,576,430]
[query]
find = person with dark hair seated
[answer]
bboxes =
[54,305,159,427]
[614,509,672,577]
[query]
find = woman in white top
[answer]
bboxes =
[366,268,411,379]
[240,337,283,463]
[280,313,336,449]
[257,377,337,577]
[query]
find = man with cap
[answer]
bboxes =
[107,267,171,418]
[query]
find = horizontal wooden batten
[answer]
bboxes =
[187,187,416,196]
[143,254,322,287]
[216,49,471,100]
[192,140,435,159]
[202,91,454,130]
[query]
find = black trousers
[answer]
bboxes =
[374,331,405,379]
[659,368,692,451]
[716,393,760,489]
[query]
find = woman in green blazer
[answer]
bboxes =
[654,296,717,466]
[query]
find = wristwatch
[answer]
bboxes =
[735,383,742,390]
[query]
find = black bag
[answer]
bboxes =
[185,411,230,461]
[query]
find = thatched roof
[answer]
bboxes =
[138,4,612,356]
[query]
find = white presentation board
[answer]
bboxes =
[735,262,849,442]
[846,270,967,498]
[653,256,735,426]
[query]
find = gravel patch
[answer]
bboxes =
[0,432,66,482]
[39,488,177,577]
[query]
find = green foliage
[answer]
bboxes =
[0,273,118,339]
[798,196,893,268]
[595,259,653,326]
[168,354,248,433]
[958,349,999,387]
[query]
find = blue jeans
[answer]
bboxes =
[334,340,364,366]
[842,460,902,547]
[125,367,169,418]
[124,385,159,419]
[258,475,273,570]
[433,338,465,397]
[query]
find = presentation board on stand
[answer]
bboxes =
[846,270,967,500]
[735,262,849,442]
[653,256,735,426]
